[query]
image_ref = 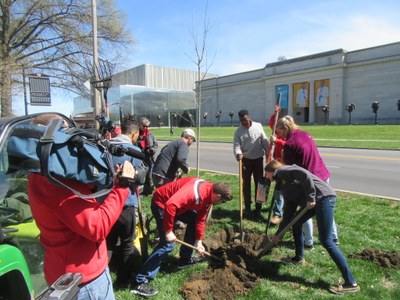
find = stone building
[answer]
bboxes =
[200,41,400,126]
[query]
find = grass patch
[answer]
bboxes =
[115,171,400,299]
[150,125,400,149]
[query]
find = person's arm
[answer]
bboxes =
[233,129,243,161]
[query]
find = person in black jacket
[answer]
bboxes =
[151,128,196,188]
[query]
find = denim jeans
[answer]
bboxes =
[77,268,115,300]
[292,196,356,285]
[135,201,196,284]
[302,217,338,246]
[272,189,284,218]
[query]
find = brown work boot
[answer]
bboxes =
[270,216,282,225]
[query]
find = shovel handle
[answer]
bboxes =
[175,239,223,262]
[256,206,309,259]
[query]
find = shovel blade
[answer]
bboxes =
[254,234,274,260]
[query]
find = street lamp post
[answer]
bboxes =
[345,104,355,125]
[228,111,234,126]
[372,101,379,125]
[322,105,329,125]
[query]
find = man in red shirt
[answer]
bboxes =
[130,177,233,297]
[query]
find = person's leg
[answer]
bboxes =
[242,158,253,213]
[77,268,115,300]
[292,209,315,260]
[115,206,136,284]
[302,218,314,247]
[176,210,197,259]
[134,202,175,284]
[253,157,264,216]
[316,196,356,286]
[272,190,284,221]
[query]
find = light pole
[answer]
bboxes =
[372,101,379,124]
[345,104,355,125]
[322,105,329,125]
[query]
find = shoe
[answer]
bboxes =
[281,256,305,265]
[333,239,340,245]
[270,216,282,225]
[329,283,360,295]
[130,282,158,297]
[304,244,314,250]
[177,256,206,269]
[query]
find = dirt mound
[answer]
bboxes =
[181,229,263,300]
[349,248,400,269]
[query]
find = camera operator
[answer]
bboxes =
[99,121,146,287]
[27,113,134,300]
[138,117,158,195]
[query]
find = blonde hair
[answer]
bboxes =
[265,160,283,173]
[276,115,299,132]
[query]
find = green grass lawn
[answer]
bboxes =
[150,124,400,149]
[115,171,400,299]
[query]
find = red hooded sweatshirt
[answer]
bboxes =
[28,173,129,284]
[152,177,214,241]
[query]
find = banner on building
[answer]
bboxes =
[29,74,51,106]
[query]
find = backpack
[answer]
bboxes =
[7,119,115,198]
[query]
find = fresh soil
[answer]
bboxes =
[180,228,400,299]
[349,248,400,269]
[181,228,263,300]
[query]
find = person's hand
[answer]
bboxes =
[114,161,135,188]
[195,240,205,255]
[269,135,277,143]
[236,154,243,161]
[165,231,176,243]
[275,105,281,113]
[272,235,280,244]
[307,201,316,210]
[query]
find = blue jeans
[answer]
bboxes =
[272,189,284,218]
[77,268,115,300]
[135,201,196,284]
[292,196,356,285]
[303,217,338,246]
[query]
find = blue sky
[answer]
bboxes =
[20,0,400,116]
[115,0,400,75]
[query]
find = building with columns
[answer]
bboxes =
[200,41,400,126]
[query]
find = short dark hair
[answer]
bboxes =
[238,109,249,118]
[121,121,139,135]
[213,182,233,201]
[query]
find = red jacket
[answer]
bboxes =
[28,173,129,284]
[152,177,214,241]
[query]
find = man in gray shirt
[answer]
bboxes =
[233,109,269,219]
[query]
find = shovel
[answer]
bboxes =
[255,206,309,260]
[175,238,225,264]
[239,159,244,241]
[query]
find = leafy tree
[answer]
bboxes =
[0,0,133,117]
